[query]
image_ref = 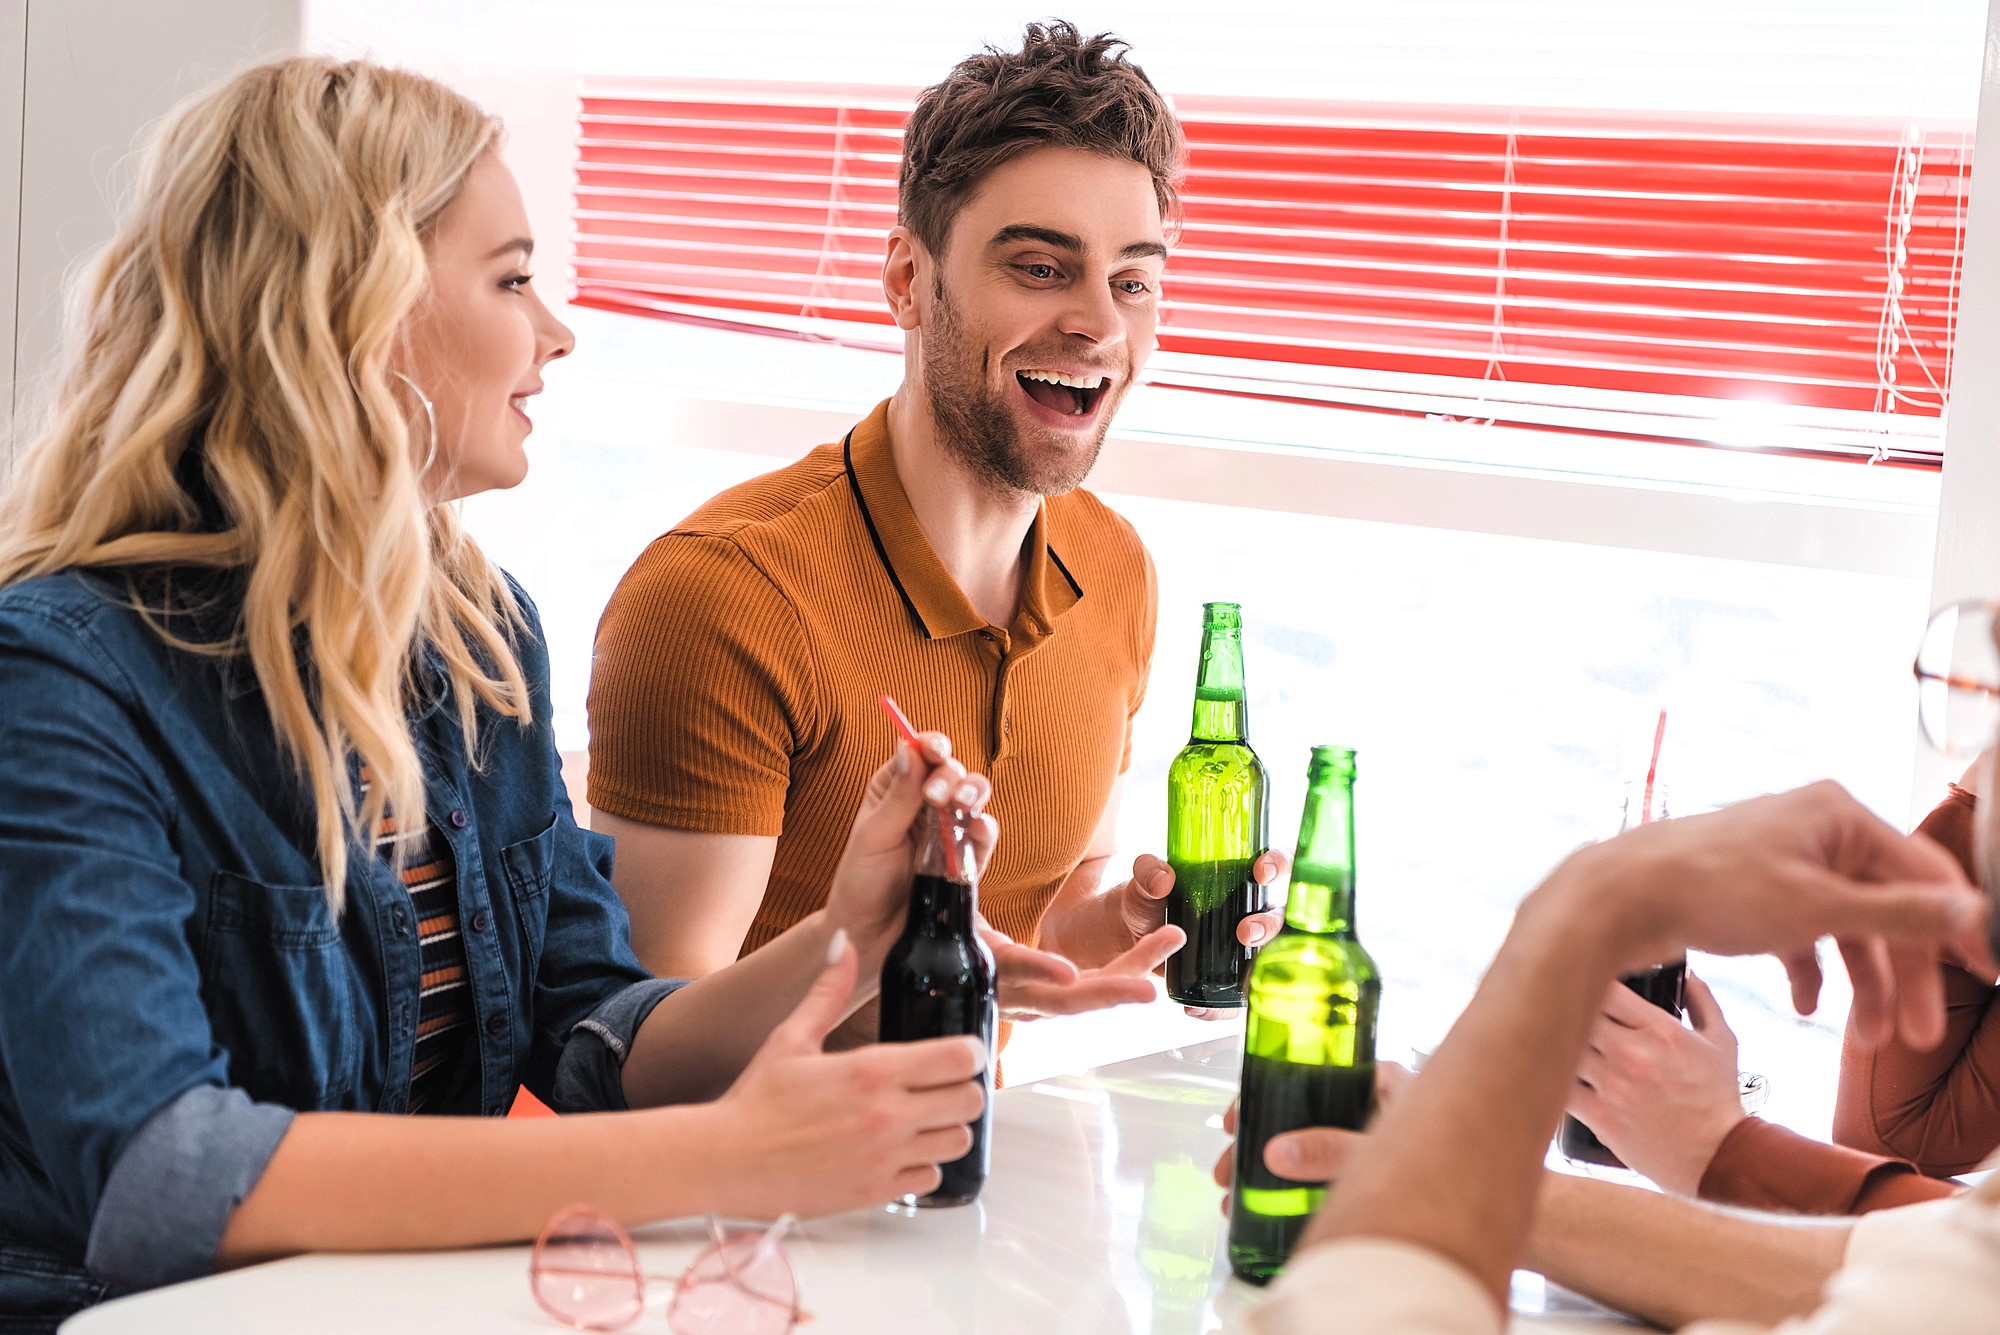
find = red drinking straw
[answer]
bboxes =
[1641,708,1668,826]
[877,694,960,878]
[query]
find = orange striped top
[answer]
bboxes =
[587,399,1156,953]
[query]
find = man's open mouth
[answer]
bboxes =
[1016,369,1111,418]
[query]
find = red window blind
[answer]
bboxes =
[573,79,1969,463]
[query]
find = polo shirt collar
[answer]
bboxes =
[843,400,1083,644]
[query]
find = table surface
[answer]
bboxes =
[64,1037,1634,1334]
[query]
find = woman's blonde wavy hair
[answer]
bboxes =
[0,56,533,912]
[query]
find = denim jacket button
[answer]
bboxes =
[448,809,468,829]
[470,908,492,933]
[485,1014,506,1036]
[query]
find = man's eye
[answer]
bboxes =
[1118,280,1154,296]
[1021,263,1058,281]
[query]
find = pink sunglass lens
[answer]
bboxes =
[530,1206,645,1332]
[668,1234,799,1335]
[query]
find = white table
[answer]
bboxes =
[64,1038,1633,1333]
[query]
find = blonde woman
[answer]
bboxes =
[0,58,1138,1329]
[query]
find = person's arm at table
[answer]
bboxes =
[1229,1123,1852,1330]
[1831,775,2000,1174]
[586,532,814,980]
[1284,782,1991,1313]
[593,814,776,978]
[1569,974,1960,1214]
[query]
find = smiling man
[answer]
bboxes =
[587,23,1278,1041]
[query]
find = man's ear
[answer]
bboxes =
[883,225,927,331]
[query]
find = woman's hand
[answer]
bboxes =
[1113,851,1289,1017]
[1569,973,1745,1196]
[1209,1062,1412,1205]
[823,734,996,970]
[707,934,987,1218]
[979,918,1182,1021]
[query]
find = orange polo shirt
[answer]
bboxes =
[587,400,1157,955]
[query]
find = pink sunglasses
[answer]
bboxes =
[529,1204,810,1334]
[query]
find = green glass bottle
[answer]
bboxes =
[1164,602,1270,1008]
[1228,745,1380,1285]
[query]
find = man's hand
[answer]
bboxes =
[979,920,1182,1021]
[1570,973,1745,1196]
[1115,851,1288,1017]
[1543,780,1995,1051]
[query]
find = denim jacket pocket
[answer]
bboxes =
[499,817,558,983]
[200,872,362,1107]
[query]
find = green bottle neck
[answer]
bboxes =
[1190,629,1248,743]
[1287,778,1357,936]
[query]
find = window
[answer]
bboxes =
[574,85,1967,462]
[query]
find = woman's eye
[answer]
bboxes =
[502,273,533,291]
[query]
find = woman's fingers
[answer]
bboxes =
[1264,1126,1364,1180]
[1682,974,1725,1033]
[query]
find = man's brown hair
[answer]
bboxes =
[898,20,1183,256]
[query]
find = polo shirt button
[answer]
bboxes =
[449,809,468,829]
[1003,715,1013,735]
[485,1014,507,1036]
[471,908,492,933]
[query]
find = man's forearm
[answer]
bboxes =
[1308,854,1626,1305]
[621,911,860,1105]
[1527,1171,1849,1329]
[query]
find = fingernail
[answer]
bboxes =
[826,928,848,964]
[1268,1140,1300,1174]
[955,782,980,806]
[895,745,911,776]
[924,777,949,803]
[931,735,952,759]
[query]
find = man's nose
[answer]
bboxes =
[1056,279,1123,346]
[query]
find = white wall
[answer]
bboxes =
[0,0,303,475]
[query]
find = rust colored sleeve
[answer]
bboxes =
[1697,1116,1958,1215]
[1831,787,2000,1176]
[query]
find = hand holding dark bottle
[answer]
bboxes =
[822,730,995,975]
[1568,974,1747,1192]
[707,933,987,1219]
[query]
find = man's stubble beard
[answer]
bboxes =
[919,276,1120,498]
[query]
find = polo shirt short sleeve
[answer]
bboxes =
[587,399,1157,952]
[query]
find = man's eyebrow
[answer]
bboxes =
[986,225,1167,264]
[988,224,1083,252]
[484,238,534,260]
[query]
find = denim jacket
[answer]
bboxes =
[0,570,680,1328]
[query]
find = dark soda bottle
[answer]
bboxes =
[1229,745,1379,1284]
[1560,781,1684,1168]
[1559,959,1688,1167]
[1165,602,1270,1007]
[877,806,996,1206]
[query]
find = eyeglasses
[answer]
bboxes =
[1914,598,2000,758]
[529,1205,809,1334]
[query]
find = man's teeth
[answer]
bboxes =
[1019,369,1107,390]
